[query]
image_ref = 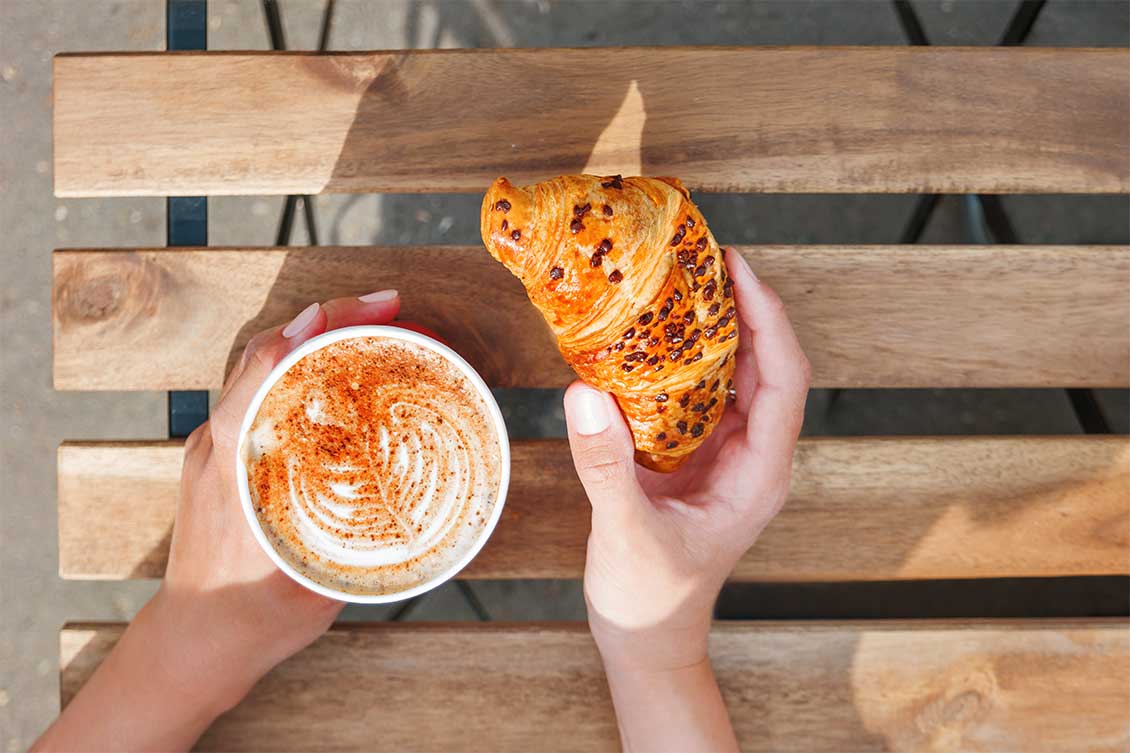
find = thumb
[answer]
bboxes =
[563,382,648,514]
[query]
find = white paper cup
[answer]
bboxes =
[235,325,510,604]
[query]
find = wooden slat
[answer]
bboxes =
[53,245,1130,390]
[53,49,1129,196]
[61,620,1130,752]
[57,437,1130,581]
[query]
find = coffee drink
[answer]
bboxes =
[241,334,504,596]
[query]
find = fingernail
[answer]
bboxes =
[282,302,320,338]
[569,385,611,436]
[358,289,398,303]
[728,247,758,282]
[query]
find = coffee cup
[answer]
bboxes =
[235,325,510,604]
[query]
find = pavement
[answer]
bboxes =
[1,0,1127,747]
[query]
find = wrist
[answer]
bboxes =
[138,588,263,717]
[589,610,712,673]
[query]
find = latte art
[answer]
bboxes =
[242,336,503,596]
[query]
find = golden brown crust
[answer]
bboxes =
[481,175,739,472]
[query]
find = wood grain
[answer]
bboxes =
[52,245,1130,390]
[60,620,1130,752]
[53,48,1129,196]
[57,437,1130,581]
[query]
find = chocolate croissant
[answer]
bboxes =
[481,174,739,472]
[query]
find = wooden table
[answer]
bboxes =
[51,5,1129,750]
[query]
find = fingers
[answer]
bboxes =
[725,248,810,481]
[212,290,401,451]
[563,382,649,519]
[320,289,401,330]
[730,282,759,417]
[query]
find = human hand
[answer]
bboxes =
[564,249,810,672]
[33,291,405,752]
[149,290,403,715]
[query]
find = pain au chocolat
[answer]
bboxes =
[481,175,739,472]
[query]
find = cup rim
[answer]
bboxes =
[234,324,511,604]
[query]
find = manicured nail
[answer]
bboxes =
[358,289,398,303]
[282,302,320,338]
[570,385,611,436]
[728,247,758,282]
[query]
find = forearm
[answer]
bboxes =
[32,595,232,753]
[601,656,739,753]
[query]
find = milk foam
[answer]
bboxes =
[243,337,502,596]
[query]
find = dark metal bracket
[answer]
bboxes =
[167,0,209,439]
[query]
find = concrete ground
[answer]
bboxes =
[2,0,1128,747]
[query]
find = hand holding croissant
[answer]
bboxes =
[481,174,739,471]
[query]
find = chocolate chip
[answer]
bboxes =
[598,238,612,253]
[690,423,705,438]
[647,355,659,365]
[603,204,613,216]
[669,224,687,246]
[608,269,623,284]
[570,219,583,234]
[703,255,715,268]
[501,219,508,231]
[694,264,707,277]
[708,397,718,409]
[573,203,592,217]
[710,380,720,392]
[613,342,625,351]
[686,217,696,228]
[657,432,667,441]
[495,199,511,212]
[590,252,604,268]
[695,237,707,251]
[666,440,678,449]
[655,393,669,403]
[708,302,721,317]
[648,337,659,347]
[622,327,635,339]
[549,266,563,280]
[692,352,703,362]
[703,280,717,301]
[673,289,683,302]
[511,229,521,241]
[657,404,667,412]
[625,352,647,362]
[704,326,717,339]
[679,394,691,408]
[601,175,624,189]
[621,363,634,372]
[677,420,688,434]
[638,311,654,325]
[683,310,695,324]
